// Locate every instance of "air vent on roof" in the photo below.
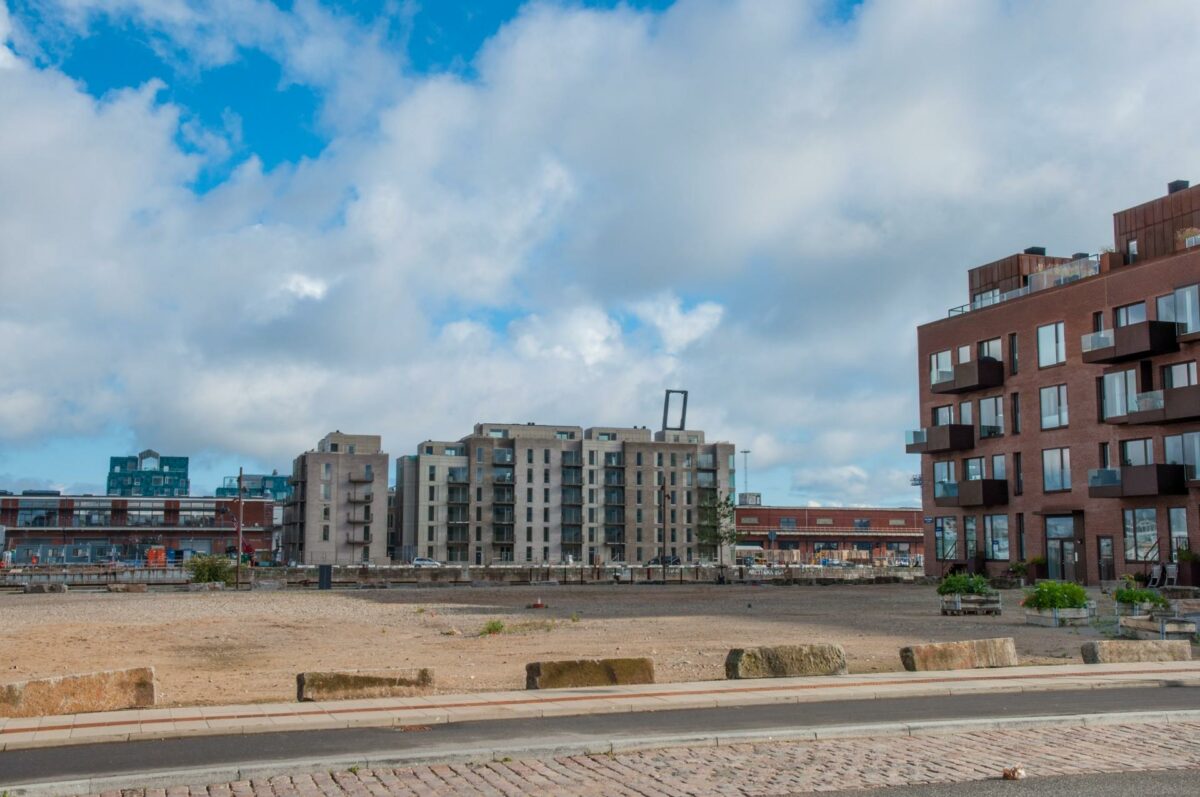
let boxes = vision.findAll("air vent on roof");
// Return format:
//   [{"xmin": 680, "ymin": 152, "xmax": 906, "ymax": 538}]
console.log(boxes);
[
  {"xmin": 1168, "ymin": 180, "xmax": 1190, "ymax": 194},
  {"xmin": 1023, "ymin": 246, "xmax": 1046, "ymax": 256}
]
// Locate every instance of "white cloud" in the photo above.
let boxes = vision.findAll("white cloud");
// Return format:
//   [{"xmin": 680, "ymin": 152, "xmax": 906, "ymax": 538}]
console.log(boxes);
[{"xmin": 4, "ymin": 0, "xmax": 1200, "ymax": 504}]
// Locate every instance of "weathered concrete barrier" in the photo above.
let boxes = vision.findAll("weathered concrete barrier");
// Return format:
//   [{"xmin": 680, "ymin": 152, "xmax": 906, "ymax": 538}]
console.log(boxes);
[
  {"xmin": 254, "ymin": 579, "xmax": 286, "ymax": 591},
  {"xmin": 525, "ymin": 658, "xmax": 654, "ymax": 689},
  {"xmin": 1081, "ymin": 640, "xmax": 1192, "ymax": 664},
  {"xmin": 23, "ymin": 583, "xmax": 68, "ymax": 594},
  {"xmin": 1119, "ymin": 616, "xmax": 1198, "ymax": 641},
  {"xmin": 899, "ymin": 638, "xmax": 1018, "ymax": 672},
  {"xmin": 187, "ymin": 582, "xmax": 225, "ymax": 591},
  {"xmin": 296, "ymin": 669, "xmax": 433, "ymax": 701},
  {"xmin": 725, "ymin": 644, "xmax": 847, "ymax": 679},
  {"xmin": 0, "ymin": 667, "xmax": 157, "ymax": 717},
  {"xmin": 107, "ymin": 583, "xmax": 148, "ymax": 593}
]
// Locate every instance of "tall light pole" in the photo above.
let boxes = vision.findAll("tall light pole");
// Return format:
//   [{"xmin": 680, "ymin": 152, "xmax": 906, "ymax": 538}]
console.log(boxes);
[
  {"xmin": 235, "ymin": 467, "xmax": 244, "ymax": 591},
  {"xmin": 740, "ymin": 449, "xmax": 751, "ymax": 498}
]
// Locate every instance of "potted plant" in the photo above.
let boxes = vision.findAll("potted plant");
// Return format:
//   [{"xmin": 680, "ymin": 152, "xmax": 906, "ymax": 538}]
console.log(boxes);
[
  {"xmin": 1026, "ymin": 555, "xmax": 1047, "ymax": 582},
  {"xmin": 937, "ymin": 573, "xmax": 1001, "ymax": 615},
  {"xmin": 1113, "ymin": 585, "xmax": 1168, "ymax": 616},
  {"xmin": 1022, "ymin": 580, "xmax": 1090, "ymax": 627},
  {"xmin": 1008, "ymin": 560, "xmax": 1028, "ymax": 587}
]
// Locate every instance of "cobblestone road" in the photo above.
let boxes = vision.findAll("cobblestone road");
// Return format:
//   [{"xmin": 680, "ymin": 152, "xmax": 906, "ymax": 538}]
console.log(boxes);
[{"xmin": 90, "ymin": 722, "xmax": 1200, "ymax": 797}]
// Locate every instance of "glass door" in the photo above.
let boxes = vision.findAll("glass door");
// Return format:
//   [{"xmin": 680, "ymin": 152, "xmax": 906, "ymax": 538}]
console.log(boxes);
[
  {"xmin": 1045, "ymin": 516, "xmax": 1076, "ymax": 581},
  {"xmin": 1097, "ymin": 537, "xmax": 1115, "ymax": 581}
]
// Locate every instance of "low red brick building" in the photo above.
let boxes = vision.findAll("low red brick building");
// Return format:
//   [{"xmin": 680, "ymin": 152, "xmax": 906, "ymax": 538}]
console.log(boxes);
[{"xmin": 734, "ymin": 502, "xmax": 923, "ymax": 565}]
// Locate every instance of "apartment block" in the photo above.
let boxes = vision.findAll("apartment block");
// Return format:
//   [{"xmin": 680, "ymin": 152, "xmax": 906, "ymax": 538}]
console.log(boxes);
[
  {"xmin": 909, "ymin": 180, "xmax": 1200, "ymax": 585},
  {"xmin": 107, "ymin": 448, "xmax": 190, "ymax": 497},
  {"xmin": 397, "ymin": 422, "xmax": 736, "ymax": 565},
  {"xmin": 283, "ymin": 432, "xmax": 389, "ymax": 564}
]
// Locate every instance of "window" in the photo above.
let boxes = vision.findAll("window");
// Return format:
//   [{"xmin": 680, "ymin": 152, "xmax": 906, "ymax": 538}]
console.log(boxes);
[
  {"xmin": 1120, "ymin": 438, "xmax": 1154, "ymax": 467},
  {"xmin": 934, "ymin": 517, "xmax": 958, "ymax": 560},
  {"xmin": 933, "ymin": 460, "xmax": 956, "ymax": 485},
  {"xmin": 979, "ymin": 396, "xmax": 1004, "ymax": 438},
  {"xmin": 1042, "ymin": 448, "xmax": 1071, "ymax": 492},
  {"xmin": 1011, "ymin": 393, "xmax": 1021, "ymax": 434},
  {"xmin": 957, "ymin": 344, "xmax": 971, "ymax": 364},
  {"xmin": 1163, "ymin": 361, "xmax": 1198, "ymax": 389},
  {"xmin": 321, "ymin": 525, "xmax": 329, "ymax": 542},
  {"xmin": 555, "ymin": 430, "xmax": 572, "ymax": 440},
  {"xmin": 930, "ymin": 350, "xmax": 952, "ymax": 385},
  {"xmin": 1012, "ymin": 452, "xmax": 1023, "ymax": 495},
  {"xmin": 1188, "ymin": 234, "xmax": 1200, "ymax": 249},
  {"xmin": 964, "ymin": 457, "xmax": 985, "ymax": 481},
  {"xmin": 991, "ymin": 454, "xmax": 1006, "ymax": 480},
  {"xmin": 1165, "ymin": 431, "xmax": 1200, "ymax": 479},
  {"xmin": 424, "ymin": 445, "xmax": 433, "ymax": 455},
  {"xmin": 959, "ymin": 401, "xmax": 973, "ymax": 427},
  {"xmin": 1170, "ymin": 508, "xmax": 1190, "ymax": 561},
  {"xmin": 543, "ymin": 449, "xmax": 550, "ymax": 464},
  {"xmin": 1101, "ymin": 369, "xmax": 1137, "ymax": 419},
  {"xmin": 1129, "ymin": 239, "xmax": 1139, "ymax": 261},
  {"xmin": 780, "ymin": 517, "xmax": 797, "ymax": 529},
  {"xmin": 1157, "ymin": 284, "xmax": 1200, "ymax": 334},
  {"xmin": 526, "ymin": 448, "xmax": 533, "ymax": 463},
  {"xmin": 933, "ymin": 405, "xmax": 954, "ymax": 426},
  {"xmin": 323, "ymin": 463, "xmax": 332, "ymax": 480},
  {"xmin": 984, "ymin": 515, "xmax": 1009, "ymax": 561},
  {"xmin": 1040, "ymin": 385, "xmax": 1069, "ymax": 429},
  {"xmin": 320, "ymin": 483, "xmax": 330, "ymax": 501},
  {"xmin": 1037, "ymin": 322, "xmax": 1066, "ymax": 367},
  {"xmin": 1008, "ymin": 332, "xmax": 1019, "ymax": 375},
  {"xmin": 1123, "ymin": 508, "xmax": 1158, "ymax": 562},
  {"xmin": 1115, "ymin": 302, "xmax": 1146, "ymax": 328},
  {"xmin": 963, "ymin": 516, "xmax": 977, "ymax": 559},
  {"xmin": 1100, "ymin": 442, "xmax": 1112, "ymax": 468},
  {"xmin": 977, "ymin": 338, "xmax": 1001, "ymax": 361}
]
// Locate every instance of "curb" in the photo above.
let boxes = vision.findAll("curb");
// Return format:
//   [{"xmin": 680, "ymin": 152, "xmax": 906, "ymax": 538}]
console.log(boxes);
[{"xmin": 6, "ymin": 709, "xmax": 1200, "ymax": 797}]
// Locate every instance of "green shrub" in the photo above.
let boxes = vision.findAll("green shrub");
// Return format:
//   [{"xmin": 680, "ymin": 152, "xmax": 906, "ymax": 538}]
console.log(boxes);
[
  {"xmin": 1008, "ymin": 561, "xmax": 1028, "ymax": 577},
  {"xmin": 184, "ymin": 554, "xmax": 234, "ymax": 585},
  {"xmin": 480, "ymin": 620, "xmax": 505, "ymax": 636},
  {"xmin": 1114, "ymin": 587, "xmax": 1168, "ymax": 608},
  {"xmin": 1022, "ymin": 580, "xmax": 1088, "ymax": 610},
  {"xmin": 936, "ymin": 574, "xmax": 993, "ymax": 596}
]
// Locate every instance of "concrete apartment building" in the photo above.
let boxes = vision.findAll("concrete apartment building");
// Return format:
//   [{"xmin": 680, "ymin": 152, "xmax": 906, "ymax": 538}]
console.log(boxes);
[
  {"xmin": 908, "ymin": 179, "xmax": 1200, "ymax": 585},
  {"xmin": 283, "ymin": 432, "xmax": 389, "ymax": 564},
  {"xmin": 396, "ymin": 422, "xmax": 736, "ymax": 565}
]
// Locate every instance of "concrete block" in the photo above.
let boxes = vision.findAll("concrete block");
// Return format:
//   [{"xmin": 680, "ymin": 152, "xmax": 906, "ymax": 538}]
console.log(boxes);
[
  {"xmin": 0, "ymin": 667, "xmax": 157, "ymax": 717},
  {"xmin": 1081, "ymin": 640, "xmax": 1192, "ymax": 664},
  {"xmin": 725, "ymin": 644, "xmax": 848, "ymax": 679},
  {"xmin": 187, "ymin": 582, "xmax": 225, "ymax": 591},
  {"xmin": 525, "ymin": 658, "xmax": 655, "ymax": 690},
  {"xmin": 1119, "ymin": 616, "xmax": 1198, "ymax": 641},
  {"xmin": 106, "ymin": 583, "xmax": 148, "ymax": 593},
  {"xmin": 253, "ymin": 579, "xmax": 286, "ymax": 591},
  {"xmin": 296, "ymin": 669, "xmax": 433, "ymax": 701},
  {"xmin": 23, "ymin": 583, "xmax": 68, "ymax": 594},
  {"xmin": 899, "ymin": 638, "xmax": 1018, "ymax": 672}
]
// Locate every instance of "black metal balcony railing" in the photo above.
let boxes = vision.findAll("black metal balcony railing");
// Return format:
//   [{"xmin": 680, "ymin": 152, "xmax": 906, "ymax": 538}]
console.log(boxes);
[
  {"xmin": 1080, "ymin": 320, "xmax": 1180, "ymax": 364},
  {"xmin": 932, "ymin": 479, "xmax": 1008, "ymax": 508},
  {"xmin": 1087, "ymin": 465, "xmax": 1188, "ymax": 498},
  {"xmin": 905, "ymin": 424, "xmax": 974, "ymax": 455},
  {"xmin": 930, "ymin": 358, "xmax": 1005, "ymax": 395}
]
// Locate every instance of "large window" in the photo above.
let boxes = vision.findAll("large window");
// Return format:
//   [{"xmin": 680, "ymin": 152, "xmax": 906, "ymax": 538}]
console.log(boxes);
[
  {"xmin": 991, "ymin": 454, "xmax": 1006, "ymax": 480},
  {"xmin": 1165, "ymin": 431, "xmax": 1200, "ymax": 479},
  {"xmin": 1042, "ymin": 448, "xmax": 1071, "ymax": 492},
  {"xmin": 933, "ymin": 405, "xmax": 954, "ymax": 426},
  {"xmin": 1037, "ymin": 322, "xmax": 1066, "ymax": 367},
  {"xmin": 1119, "ymin": 438, "xmax": 1154, "ymax": 467},
  {"xmin": 964, "ymin": 457, "xmax": 985, "ymax": 481},
  {"xmin": 1157, "ymin": 284, "xmax": 1200, "ymax": 334},
  {"xmin": 1101, "ymin": 369, "xmax": 1137, "ymax": 420},
  {"xmin": 1123, "ymin": 508, "xmax": 1159, "ymax": 562},
  {"xmin": 1170, "ymin": 508, "xmax": 1190, "ymax": 561},
  {"xmin": 1163, "ymin": 361, "xmax": 1198, "ymax": 389},
  {"xmin": 959, "ymin": 401, "xmax": 973, "ymax": 426},
  {"xmin": 1115, "ymin": 302, "xmax": 1146, "ymax": 328},
  {"xmin": 984, "ymin": 515, "xmax": 1010, "ymax": 561},
  {"xmin": 935, "ymin": 517, "xmax": 958, "ymax": 561},
  {"xmin": 979, "ymin": 396, "xmax": 1004, "ymax": 438},
  {"xmin": 1039, "ymin": 385, "xmax": 1069, "ymax": 429},
  {"xmin": 963, "ymin": 516, "xmax": 977, "ymax": 559},
  {"xmin": 978, "ymin": 338, "xmax": 1002, "ymax": 361},
  {"xmin": 930, "ymin": 350, "xmax": 952, "ymax": 385}
]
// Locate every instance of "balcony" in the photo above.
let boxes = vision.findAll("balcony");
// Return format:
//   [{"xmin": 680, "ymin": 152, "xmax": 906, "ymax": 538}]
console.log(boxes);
[
  {"xmin": 348, "ymin": 470, "xmax": 374, "ymax": 483},
  {"xmin": 492, "ymin": 526, "xmax": 515, "ymax": 544},
  {"xmin": 346, "ymin": 512, "xmax": 372, "ymax": 524},
  {"xmin": 562, "ymin": 488, "xmax": 583, "ymax": 505},
  {"xmin": 447, "ymin": 528, "xmax": 469, "ymax": 544},
  {"xmin": 604, "ymin": 528, "xmax": 625, "ymax": 545},
  {"xmin": 494, "ymin": 487, "xmax": 515, "ymax": 504},
  {"xmin": 604, "ymin": 453, "xmax": 624, "ymax": 467},
  {"xmin": 1127, "ymin": 385, "xmax": 1200, "ymax": 425},
  {"xmin": 561, "ymin": 527, "xmax": 583, "ymax": 544},
  {"xmin": 603, "ymin": 472, "xmax": 625, "ymax": 486},
  {"xmin": 603, "ymin": 509, "xmax": 626, "ymax": 524},
  {"xmin": 604, "ymin": 488, "xmax": 625, "ymax": 505},
  {"xmin": 697, "ymin": 454, "xmax": 716, "ymax": 470},
  {"xmin": 562, "ymin": 452, "xmax": 583, "ymax": 467},
  {"xmin": 493, "ymin": 508, "xmax": 515, "ymax": 524},
  {"xmin": 344, "ymin": 533, "xmax": 370, "ymax": 545},
  {"xmin": 932, "ymin": 479, "xmax": 1008, "ymax": 508},
  {"xmin": 931, "ymin": 358, "xmax": 1005, "ymax": 395},
  {"xmin": 1081, "ymin": 321, "xmax": 1179, "ymax": 364},
  {"xmin": 562, "ymin": 470, "xmax": 583, "ymax": 485},
  {"xmin": 1087, "ymin": 465, "xmax": 1188, "ymax": 498},
  {"xmin": 493, "ymin": 468, "xmax": 515, "ymax": 484},
  {"xmin": 905, "ymin": 425, "xmax": 974, "ymax": 454},
  {"xmin": 493, "ymin": 448, "xmax": 514, "ymax": 464},
  {"xmin": 346, "ymin": 492, "xmax": 372, "ymax": 504},
  {"xmin": 447, "ymin": 486, "xmax": 470, "ymax": 504},
  {"xmin": 447, "ymin": 468, "xmax": 470, "ymax": 484}
]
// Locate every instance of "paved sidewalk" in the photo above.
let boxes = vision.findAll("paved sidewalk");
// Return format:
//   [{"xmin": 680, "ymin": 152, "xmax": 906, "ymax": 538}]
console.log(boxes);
[
  {"xmin": 2, "ymin": 662, "xmax": 1199, "ymax": 751},
  {"xmin": 73, "ymin": 720, "xmax": 1200, "ymax": 796}
]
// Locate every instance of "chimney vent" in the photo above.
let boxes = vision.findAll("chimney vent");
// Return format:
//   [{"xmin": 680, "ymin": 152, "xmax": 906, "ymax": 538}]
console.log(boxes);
[
  {"xmin": 1023, "ymin": 246, "xmax": 1046, "ymax": 256},
  {"xmin": 1168, "ymin": 179, "xmax": 1190, "ymax": 194}
]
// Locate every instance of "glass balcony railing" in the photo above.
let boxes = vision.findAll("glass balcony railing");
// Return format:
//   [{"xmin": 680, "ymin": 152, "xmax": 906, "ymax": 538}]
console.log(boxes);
[
  {"xmin": 948, "ymin": 256, "xmax": 1101, "ymax": 317},
  {"xmin": 1081, "ymin": 329, "xmax": 1115, "ymax": 353},
  {"xmin": 562, "ymin": 452, "xmax": 582, "ymax": 466},
  {"xmin": 604, "ymin": 453, "xmax": 624, "ymax": 467},
  {"xmin": 930, "ymin": 369, "xmax": 954, "ymax": 385},
  {"xmin": 697, "ymin": 454, "xmax": 716, "ymax": 469},
  {"xmin": 492, "ymin": 449, "xmax": 514, "ymax": 464},
  {"xmin": 979, "ymin": 424, "xmax": 1003, "ymax": 439},
  {"xmin": 493, "ymin": 467, "xmax": 515, "ymax": 484},
  {"xmin": 1088, "ymin": 468, "xmax": 1122, "ymax": 488},
  {"xmin": 448, "ymin": 467, "xmax": 469, "ymax": 483},
  {"xmin": 933, "ymin": 481, "xmax": 959, "ymax": 499},
  {"xmin": 906, "ymin": 429, "xmax": 929, "ymax": 446},
  {"xmin": 1133, "ymin": 390, "xmax": 1165, "ymax": 412}
]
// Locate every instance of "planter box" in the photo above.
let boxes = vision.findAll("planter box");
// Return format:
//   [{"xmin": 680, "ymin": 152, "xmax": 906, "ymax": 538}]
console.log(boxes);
[
  {"xmin": 1116, "ymin": 601, "xmax": 1157, "ymax": 617},
  {"xmin": 941, "ymin": 593, "xmax": 1002, "ymax": 616},
  {"xmin": 1024, "ymin": 607, "xmax": 1090, "ymax": 627},
  {"xmin": 1119, "ymin": 615, "xmax": 1198, "ymax": 641}
]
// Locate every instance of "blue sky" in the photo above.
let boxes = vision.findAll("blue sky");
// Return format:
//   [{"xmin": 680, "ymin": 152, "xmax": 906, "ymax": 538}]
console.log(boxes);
[{"xmin": 1, "ymin": 0, "xmax": 1196, "ymax": 503}]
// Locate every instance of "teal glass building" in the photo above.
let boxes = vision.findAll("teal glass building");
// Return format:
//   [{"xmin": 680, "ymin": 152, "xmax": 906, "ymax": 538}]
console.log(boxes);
[{"xmin": 106, "ymin": 449, "xmax": 190, "ymax": 497}]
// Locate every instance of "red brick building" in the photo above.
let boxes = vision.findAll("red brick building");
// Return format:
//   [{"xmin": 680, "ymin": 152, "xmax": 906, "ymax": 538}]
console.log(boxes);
[
  {"xmin": 910, "ymin": 180, "xmax": 1200, "ymax": 584},
  {"xmin": 0, "ymin": 492, "xmax": 276, "ymax": 564},
  {"xmin": 734, "ymin": 502, "xmax": 923, "ymax": 565}
]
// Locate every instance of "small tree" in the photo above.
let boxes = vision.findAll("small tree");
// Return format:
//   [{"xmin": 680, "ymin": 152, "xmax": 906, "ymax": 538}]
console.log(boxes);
[
  {"xmin": 184, "ymin": 554, "xmax": 235, "ymax": 586},
  {"xmin": 697, "ymin": 492, "xmax": 737, "ymax": 566}
]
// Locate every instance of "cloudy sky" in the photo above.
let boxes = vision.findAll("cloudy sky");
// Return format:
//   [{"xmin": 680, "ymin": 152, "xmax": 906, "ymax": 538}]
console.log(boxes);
[{"xmin": 1, "ymin": 0, "xmax": 1198, "ymax": 503}]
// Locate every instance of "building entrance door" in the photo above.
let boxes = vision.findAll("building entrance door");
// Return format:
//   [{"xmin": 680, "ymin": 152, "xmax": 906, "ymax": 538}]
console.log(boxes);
[
  {"xmin": 1045, "ymin": 516, "xmax": 1076, "ymax": 581},
  {"xmin": 1097, "ymin": 536, "xmax": 1115, "ymax": 582}
]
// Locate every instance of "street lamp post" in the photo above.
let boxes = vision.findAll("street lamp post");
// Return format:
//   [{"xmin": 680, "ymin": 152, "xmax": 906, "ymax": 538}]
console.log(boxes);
[
  {"xmin": 235, "ymin": 467, "xmax": 244, "ymax": 591},
  {"xmin": 660, "ymin": 470, "xmax": 668, "ymax": 583}
]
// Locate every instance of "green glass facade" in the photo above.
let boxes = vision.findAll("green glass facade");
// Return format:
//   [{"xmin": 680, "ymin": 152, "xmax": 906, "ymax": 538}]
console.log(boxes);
[
  {"xmin": 215, "ymin": 474, "xmax": 293, "ymax": 502},
  {"xmin": 106, "ymin": 449, "xmax": 190, "ymax": 497}
]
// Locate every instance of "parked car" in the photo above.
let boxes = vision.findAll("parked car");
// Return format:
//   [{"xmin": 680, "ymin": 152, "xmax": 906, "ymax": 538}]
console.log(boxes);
[
  {"xmin": 646, "ymin": 555, "xmax": 682, "ymax": 566},
  {"xmin": 411, "ymin": 557, "xmax": 442, "ymax": 568}
]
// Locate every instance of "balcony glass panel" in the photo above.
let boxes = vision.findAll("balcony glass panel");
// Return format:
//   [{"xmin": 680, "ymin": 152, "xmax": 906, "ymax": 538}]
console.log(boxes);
[
  {"xmin": 604, "ymin": 453, "xmax": 624, "ymax": 467},
  {"xmin": 697, "ymin": 472, "xmax": 716, "ymax": 488},
  {"xmin": 562, "ymin": 470, "xmax": 583, "ymax": 485},
  {"xmin": 979, "ymin": 425, "xmax": 1003, "ymax": 439},
  {"xmin": 906, "ymin": 429, "xmax": 929, "ymax": 446},
  {"xmin": 604, "ymin": 471, "xmax": 625, "ymax": 486},
  {"xmin": 493, "ymin": 449, "xmax": 514, "ymax": 464},
  {"xmin": 492, "ymin": 467, "xmax": 515, "ymax": 484},
  {"xmin": 562, "ymin": 487, "xmax": 583, "ymax": 504},
  {"xmin": 697, "ymin": 453, "xmax": 716, "ymax": 469},
  {"xmin": 562, "ymin": 452, "xmax": 582, "ymax": 466},
  {"xmin": 1088, "ymin": 468, "xmax": 1121, "ymax": 488},
  {"xmin": 1081, "ymin": 329, "xmax": 1115, "ymax": 352},
  {"xmin": 934, "ymin": 481, "xmax": 959, "ymax": 499},
  {"xmin": 1133, "ymin": 390, "xmax": 1165, "ymax": 412},
  {"xmin": 561, "ymin": 527, "xmax": 583, "ymax": 544},
  {"xmin": 447, "ymin": 467, "xmax": 469, "ymax": 483}
]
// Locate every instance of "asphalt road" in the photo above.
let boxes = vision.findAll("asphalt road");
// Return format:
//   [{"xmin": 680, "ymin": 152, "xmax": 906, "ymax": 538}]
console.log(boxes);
[
  {"xmin": 2, "ymin": 685, "xmax": 1199, "ymax": 786},
  {"xmin": 836, "ymin": 769, "xmax": 1200, "ymax": 796}
]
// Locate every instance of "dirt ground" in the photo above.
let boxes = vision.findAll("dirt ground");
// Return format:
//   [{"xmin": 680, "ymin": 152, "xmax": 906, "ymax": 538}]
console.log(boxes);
[{"xmin": 0, "ymin": 584, "xmax": 1116, "ymax": 707}]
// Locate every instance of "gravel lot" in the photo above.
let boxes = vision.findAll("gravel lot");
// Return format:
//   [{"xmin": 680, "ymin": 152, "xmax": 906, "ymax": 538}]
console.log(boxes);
[{"xmin": 0, "ymin": 583, "xmax": 1111, "ymax": 706}]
